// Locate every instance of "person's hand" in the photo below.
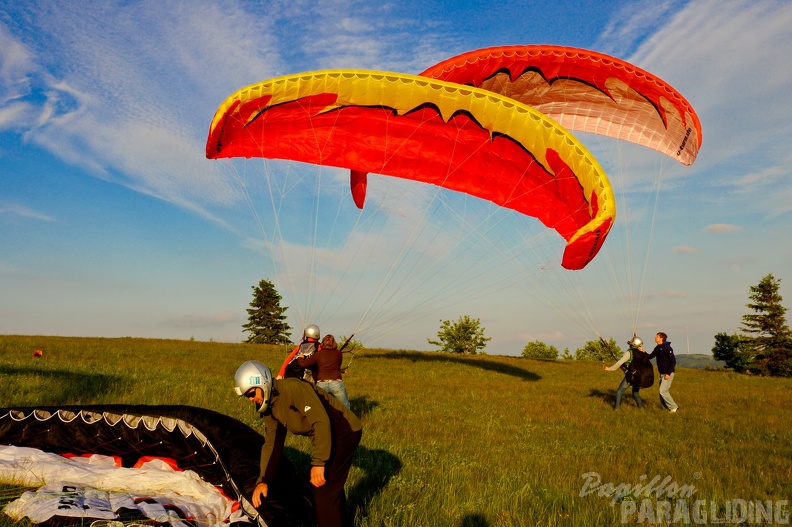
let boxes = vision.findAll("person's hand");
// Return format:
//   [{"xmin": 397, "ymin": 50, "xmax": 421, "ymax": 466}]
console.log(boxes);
[
  {"xmin": 252, "ymin": 482, "xmax": 268, "ymax": 508},
  {"xmin": 664, "ymin": 374, "xmax": 670, "ymax": 380},
  {"xmin": 310, "ymin": 466, "xmax": 326, "ymax": 487},
  {"xmin": 275, "ymin": 375, "xmax": 283, "ymax": 380},
  {"xmin": 603, "ymin": 365, "xmax": 609, "ymax": 371}
]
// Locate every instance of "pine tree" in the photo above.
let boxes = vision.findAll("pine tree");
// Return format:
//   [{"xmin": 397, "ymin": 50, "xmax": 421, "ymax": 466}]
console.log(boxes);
[
  {"xmin": 242, "ymin": 279, "xmax": 292, "ymax": 345},
  {"xmin": 741, "ymin": 274, "xmax": 792, "ymax": 376}
]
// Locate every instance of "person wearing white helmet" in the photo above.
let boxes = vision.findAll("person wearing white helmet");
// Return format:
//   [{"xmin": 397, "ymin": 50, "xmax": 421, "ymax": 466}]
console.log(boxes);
[
  {"xmin": 604, "ymin": 336, "xmax": 652, "ymax": 410},
  {"xmin": 234, "ymin": 360, "xmax": 362, "ymax": 527},
  {"xmin": 276, "ymin": 324, "xmax": 321, "ymax": 382},
  {"xmin": 235, "ymin": 359, "xmax": 275, "ymax": 413}
]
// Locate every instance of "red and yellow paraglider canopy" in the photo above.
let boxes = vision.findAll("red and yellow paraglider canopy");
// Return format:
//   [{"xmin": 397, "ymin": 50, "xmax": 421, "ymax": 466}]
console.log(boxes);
[
  {"xmin": 206, "ymin": 70, "xmax": 615, "ymax": 270},
  {"xmin": 420, "ymin": 44, "xmax": 702, "ymax": 166}
]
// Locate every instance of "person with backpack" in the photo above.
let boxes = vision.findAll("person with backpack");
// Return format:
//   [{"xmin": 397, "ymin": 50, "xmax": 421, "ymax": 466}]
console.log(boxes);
[
  {"xmin": 604, "ymin": 336, "xmax": 653, "ymax": 409},
  {"xmin": 277, "ymin": 324, "xmax": 321, "ymax": 382},
  {"xmin": 235, "ymin": 360, "xmax": 362, "ymax": 527}
]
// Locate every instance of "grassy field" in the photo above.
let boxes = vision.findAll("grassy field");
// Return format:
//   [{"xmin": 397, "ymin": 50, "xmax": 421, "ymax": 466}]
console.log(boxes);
[{"xmin": 1, "ymin": 335, "xmax": 790, "ymax": 526}]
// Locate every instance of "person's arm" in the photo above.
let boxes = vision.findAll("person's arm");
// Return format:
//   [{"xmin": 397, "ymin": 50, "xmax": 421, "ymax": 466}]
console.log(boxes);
[
  {"xmin": 298, "ymin": 351, "xmax": 319, "ymax": 367},
  {"xmin": 667, "ymin": 344, "xmax": 676, "ymax": 373},
  {"xmin": 605, "ymin": 351, "xmax": 631, "ymax": 371},
  {"xmin": 258, "ymin": 415, "xmax": 287, "ymax": 484},
  {"xmin": 252, "ymin": 414, "xmax": 287, "ymax": 507}
]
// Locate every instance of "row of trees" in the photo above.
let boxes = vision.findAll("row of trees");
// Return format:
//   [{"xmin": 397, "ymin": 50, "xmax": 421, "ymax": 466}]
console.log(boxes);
[
  {"xmin": 520, "ymin": 337, "xmax": 627, "ymax": 361},
  {"xmin": 427, "ymin": 316, "xmax": 622, "ymax": 362},
  {"xmin": 242, "ymin": 274, "xmax": 792, "ymax": 377},
  {"xmin": 241, "ymin": 280, "xmax": 632, "ymax": 361},
  {"xmin": 428, "ymin": 275, "xmax": 792, "ymax": 378}
]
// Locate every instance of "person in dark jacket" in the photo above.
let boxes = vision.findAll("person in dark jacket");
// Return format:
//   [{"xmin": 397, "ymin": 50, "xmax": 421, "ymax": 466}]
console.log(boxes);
[
  {"xmin": 235, "ymin": 360, "xmax": 362, "ymax": 527},
  {"xmin": 298, "ymin": 334, "xmax": 350, "ymax": 408},
  {"xmin": 645, "ymin": 331, "xmax": 679, "ymax": 413},
  {"xmin": 604, "ymin": 336, "xmax": 650, "ymax": 409}
]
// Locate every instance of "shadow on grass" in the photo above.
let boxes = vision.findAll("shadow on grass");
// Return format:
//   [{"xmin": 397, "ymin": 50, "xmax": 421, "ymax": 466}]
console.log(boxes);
[
  {"xmin": 589, "ymin": 388, "xmax": 614, "ymax": 407},
  {"xmin": 590, "ymin": 388, "xmax": 647, "ymax": 410},
  {"xmin": 0, "ymin": 365, "xmax": 125, "ymax": 404},
  {"xmin": 284, "ymin": 443, "xmax": 402, "ymax": 526},
  {"xmin": 349, "ymin": 395, "xmax": 379, "ymax": 418},
  {"xmin": 348, "ymin": 445, "xmax": 402, "ymax": 523},
  {"xmin": 459, "ymin": 513, "xmax": 490, "ymax": 527},
  {"xmin": 368, "ymin": 351, "xmax": 541, "ymax": 381}
]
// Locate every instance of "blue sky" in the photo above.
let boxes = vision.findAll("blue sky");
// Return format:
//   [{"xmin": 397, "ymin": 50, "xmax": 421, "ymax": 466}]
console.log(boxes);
[{"xmin": 2, "ymin": 0, "xmax": 791, "ymax": 355}]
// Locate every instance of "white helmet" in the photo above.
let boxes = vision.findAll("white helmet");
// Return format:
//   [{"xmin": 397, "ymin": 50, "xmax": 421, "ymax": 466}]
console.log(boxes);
[
  {"xmin": 628, "ymin": 336, "xmax": 643, "ymax": 348},
  {"xmin": 234, "ymin": 360, "xmax": 273, "ymax": 414},
  {"xmin": 304, "ymin": 324, "xmax": 320, "ymax": 340}
]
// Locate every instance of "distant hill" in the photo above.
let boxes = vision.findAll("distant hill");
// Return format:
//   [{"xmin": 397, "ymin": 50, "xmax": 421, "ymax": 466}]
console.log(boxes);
[{"xmin": 675, "ymin": 353, "xmax": 726, "ymax": 369}]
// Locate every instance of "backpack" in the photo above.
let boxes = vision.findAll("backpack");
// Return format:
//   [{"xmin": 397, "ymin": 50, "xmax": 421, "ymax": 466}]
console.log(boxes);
[
  {"xmin": 625, "ymin": 349, "xmax": 655, "ymax": 388},
  {"xmin": 284, "ymin": 340, "xmax": 318, "ymax": 383}
]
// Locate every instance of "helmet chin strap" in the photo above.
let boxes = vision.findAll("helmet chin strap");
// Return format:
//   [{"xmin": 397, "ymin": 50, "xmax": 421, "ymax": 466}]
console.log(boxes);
[{"xmin": 257, "ymin": 386, "xmax": 277, "ymax": 414}]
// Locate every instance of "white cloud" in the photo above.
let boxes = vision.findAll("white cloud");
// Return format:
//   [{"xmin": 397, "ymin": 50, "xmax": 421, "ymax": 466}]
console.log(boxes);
[
  {"xmin": 627, "ymin": 0, "xmax": 792, "ymax": 213},
  {"xmin": 594, "ymin": 0, "xmax": 682, "ymax": 56},
  {"xmin": 1, "ymin": 2, "xmax": 284, "ymax": 218},
  {"xmin": 0, "ymin": 23, "xmax": 35, "ymax": 102},
  {"xmin": 272, "ymin": 0, "xmax": 449, "ymax": 74},
  {"xmin": 647, "ymin": 289, "xmax": 688, "ymax": 299},
  {"xmin": 0, "ymin": 25, "xmax": 39, "ymax": 131},
  {"xmin": 723, "ymin": 152, "xmax": 792, "ymax": 217},
  {"xmin": 0, "ymin": 1, "xmax": 460, "ymax": 233},
  {"xmin": 673, "ymin": 245, "xmax": 697, "ymax": 254},
  {"xmin": 0, "ymin": 203, "xmax": 54, "ymax": 221},
  {"xmin": 704, "ymin": 224, "xmax": 742, "ymax": 233}
]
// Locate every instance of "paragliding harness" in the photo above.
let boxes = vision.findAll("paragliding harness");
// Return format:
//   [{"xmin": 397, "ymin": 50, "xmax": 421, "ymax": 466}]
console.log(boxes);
[
  {"xmin": 600, "ymin": 336, "xmax": 654, "ymax": 389},
  {"xmin": 284, "ymin": 339, "xmax": 319, "ymax": 383},
  {"xmin": 623, "ymin": 346, "xmax": 654, "ymax": 389}
]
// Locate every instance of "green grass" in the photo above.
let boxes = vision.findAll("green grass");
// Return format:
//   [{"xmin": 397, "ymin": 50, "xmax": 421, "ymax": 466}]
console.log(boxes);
[{"xmin": 1, "ymin": 335, "xmax": 790, "ymax": 526}]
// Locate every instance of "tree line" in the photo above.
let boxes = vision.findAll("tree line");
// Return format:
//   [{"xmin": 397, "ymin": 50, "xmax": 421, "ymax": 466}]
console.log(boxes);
[{"xmin": 242, "ymin": 274, "xmax": 792, "ymax": 377}]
